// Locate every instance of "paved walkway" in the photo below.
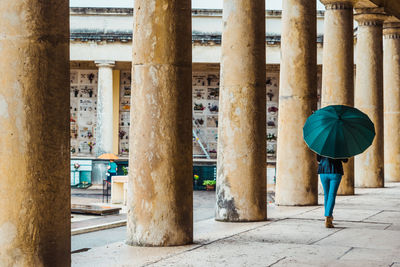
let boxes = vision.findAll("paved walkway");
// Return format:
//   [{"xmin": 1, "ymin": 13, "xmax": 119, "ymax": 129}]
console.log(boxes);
[
  {"xmin": 71, "ymin": 191, "xmax": 217, "ymax": 251},
  {"xmin": 71, "ymin": 190, "xmax": 217, "ymax": 232},
  {"xmin": 72, "ymin": 183, "xmax": 400, "ymax": 267},
  {"xmin": 71, "ymin": 188, "xmax": 105, "ymax": 205}
]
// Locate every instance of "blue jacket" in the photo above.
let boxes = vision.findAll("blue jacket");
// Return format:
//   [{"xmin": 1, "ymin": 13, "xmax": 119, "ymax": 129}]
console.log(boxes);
[{"xmin": 317, "ymin": 155, "xmax": 348, "ymax": 175}]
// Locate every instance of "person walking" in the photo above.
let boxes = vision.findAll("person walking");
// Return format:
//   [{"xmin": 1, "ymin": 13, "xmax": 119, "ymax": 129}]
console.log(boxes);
[
  {"xmin": 317, "ymin": 154, "xmax": 348, "ymax": 228},
  {"xmin": 107, "ymin": 159, "xmax": 118, "ymax": 182},
  {"xmin": 304, "ymin": 106, "xmax": 375, "ymax": 227}
]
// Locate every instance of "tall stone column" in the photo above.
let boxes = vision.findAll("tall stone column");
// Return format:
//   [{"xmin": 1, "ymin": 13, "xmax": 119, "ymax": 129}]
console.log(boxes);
[
  {"xmin": 320, "ymin": 1, "xmax": 354, "ymax": 195},
  {"xmin": 276, "ymin": 0, "xmax": 318, "ymax": 206},
  {"xmin": 383, "ymin": 21, "xmax": 400, "ymax": 182},
  {"xmin": 216, "ymin": 0, "xmax": 266, "ymax": 222},
  {"xmin": 95, "ymin": 61, "xmax": 115, "ymax": 156},
  {"xmin": 127, "ymin": 0, "xmax": 193, "ymax": 246},
  {"xmin": 354, "ymin": 9, "xmax": 386, "ymax": 188},
  {"xmin": 0, "ymin": 1, "xmax": 70, "ymax": 266}
]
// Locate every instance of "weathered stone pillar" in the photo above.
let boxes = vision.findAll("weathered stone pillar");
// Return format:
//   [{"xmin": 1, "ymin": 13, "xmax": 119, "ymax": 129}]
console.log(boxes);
[
  {"xmin": 320, "ymin": 0, "xmax": 354, "ymax": 195},
  {"xmin": 0, "ymin": 1, "xmax": 70, "ymax": 266},
  {"xmin": 276, "ymin": 0, "xmax": 318, "ymax": 205},
  {"xmin": 127, "ymin": 0, "xmax": 193, "ymax": 246},
  {"xmin": 354, "ymin": 9, "xmax": 386, "ymax": 188},
  {"xmin": 95, "ymin": 61, "xmax": 115, "ymax": 156},
  {"xmin": 383, "ymin": 21, "xmax": 400, "ymax": 182},
  {"xmin": 216, "ymin": 0, "xmax": 266, "ymax": 222}
]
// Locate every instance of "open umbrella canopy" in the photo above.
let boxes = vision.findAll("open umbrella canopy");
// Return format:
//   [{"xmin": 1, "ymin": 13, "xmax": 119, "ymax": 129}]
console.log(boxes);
[
  {"xmin": 303, "ymin": 105, "xmax": 375, "ymax": 159},
  {"xmin": 97, "ymin": 153, "xmax": 119, "ymax": 160}
]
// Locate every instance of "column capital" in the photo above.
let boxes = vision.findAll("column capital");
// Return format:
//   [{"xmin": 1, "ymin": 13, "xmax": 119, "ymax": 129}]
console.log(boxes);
[
  {"xmin": 354, "ymin": 8, "xmax": 387, "ymax": 26},
  {"xmin": 320, "ymin": 0, "xmax": 353, "ymax": 10},
  {"xmin": 95, "ymin": 60, "xmax": 115, "ymax": 68},
  {"xmin": 383, "ymin": 21, "xmax": 400, "ymax": 39}
]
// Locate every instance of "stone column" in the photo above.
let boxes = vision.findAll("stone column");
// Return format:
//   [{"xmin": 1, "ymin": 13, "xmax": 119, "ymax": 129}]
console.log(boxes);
[
  {"xmin": 0, "ymin": 1, "xmax": 70, "ymax": 266},
  {"xmin": 383, "ymin": 21, "xmax": 400, "ymax": 182},
  {"xmin": 216, "ymin": 0, "xmax": 266, "ymax": 222},
  {"xmin": 354, "ymin": 9, "xmax": 386, "ymax": 188},
  {"xmin": 276, "ymin": 0, "xmax": 318, "ymax": 206},
  {"xmin": 95, "ymin": 61, "xmax": 115, "ymax": 156},
  {"xmin": 320, "ymin": 0, "xmax": 354, "ymax": 195},
  {"xmin": 127, "ymin": 0, "xmax": 193, "ymax": 246}
]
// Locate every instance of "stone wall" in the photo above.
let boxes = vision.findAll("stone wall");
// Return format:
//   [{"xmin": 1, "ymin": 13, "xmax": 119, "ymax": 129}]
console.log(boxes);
[
  {"xmin": 70, "ymin": 70, "xmax": 99, "ymax": 156},
  {"xmin": 70, "ymin": 67, "xmax": 322, "ymax": 159}
]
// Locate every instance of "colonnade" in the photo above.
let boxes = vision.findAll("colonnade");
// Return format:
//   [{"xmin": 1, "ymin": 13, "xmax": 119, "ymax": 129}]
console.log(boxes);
[
  {"xmin": 277, "ymin": 1, "xmax": 400, "ymax": 206},
  {"xmin": 1, "ymin": 0, "xmax": 400, "ymax": 264}
]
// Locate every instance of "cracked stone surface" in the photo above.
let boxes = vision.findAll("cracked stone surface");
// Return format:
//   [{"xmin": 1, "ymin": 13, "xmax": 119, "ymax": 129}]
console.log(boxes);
[
  {"xmin": 216, "ymin": 0, "xmax": 267, "ymax": 222},
  {"xmin": 354, "ymin": 10, "xmax": 386, "ymax": 188},
  {"xmin": 127, "ymin": 0, "xmax": 193, "ymax": 246},
  {"xmin": 72, "ymin": 183, "xmax": 400, "ymax": 266},
  {"xmin": 275, "ymin": 0, "xmax": 318, "ymax": 206},
  {"xmin": 0, "ymin": 1, "xmax": 70, "ymax": 266}
]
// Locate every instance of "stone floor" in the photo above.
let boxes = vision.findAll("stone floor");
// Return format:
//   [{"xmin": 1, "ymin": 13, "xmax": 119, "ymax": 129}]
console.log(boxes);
[
  {"xmin": 72, "ymin": 183, "xmax": 400, "ymax": 267},
  {"xmin": 71, "ymin": 188, "xmax": 105, "ymax": 205},
  {"xmin": 71, "ymin": 190, "xmax": 216, "ymax": 251}
]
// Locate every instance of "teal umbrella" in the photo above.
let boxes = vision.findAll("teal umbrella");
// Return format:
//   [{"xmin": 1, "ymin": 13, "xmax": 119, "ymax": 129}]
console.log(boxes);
[{"xmin": 303, "ymin": 105, "xmax": 375, "ymax": 159}]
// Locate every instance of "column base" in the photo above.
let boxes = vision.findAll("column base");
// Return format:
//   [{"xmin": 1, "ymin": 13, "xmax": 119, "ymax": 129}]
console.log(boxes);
[
  {"xmin": 337, "ymin": 192, "xmax": 355, "ymax": 196},
  {"xmin": 275, "ymin": 204, "xmax": 318, "ymax": 207},
  {"xmin": 355, "ymin": 185, "xmax": 385, "ymax": 188},
  {"xmin": 126, "ymin": 240, "xmax": 193, "ymax": 247},
  {"xmin": 214, "ymin": 217, "xmax": 267, "ymax": 223}
]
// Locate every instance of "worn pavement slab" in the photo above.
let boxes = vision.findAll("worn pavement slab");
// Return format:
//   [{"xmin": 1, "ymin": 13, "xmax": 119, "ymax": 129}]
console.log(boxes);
[{"xmin": 72, "ymin": 183, "xmax": 400, "ymax": 266}]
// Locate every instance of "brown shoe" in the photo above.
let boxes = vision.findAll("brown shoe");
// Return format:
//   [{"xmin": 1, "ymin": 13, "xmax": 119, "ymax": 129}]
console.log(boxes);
[{"xmin": 325, "ymin": 216, "xmax": 334, "ymax": 228}]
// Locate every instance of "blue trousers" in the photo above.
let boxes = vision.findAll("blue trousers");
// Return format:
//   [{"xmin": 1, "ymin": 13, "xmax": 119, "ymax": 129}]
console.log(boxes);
[
  {"xmin": 107, "ymin": 172, "xmax": 116, "ymax": 182},
  {"xmin": 320, "ymin": 174, "xmax": 342, "ymax": 217}
]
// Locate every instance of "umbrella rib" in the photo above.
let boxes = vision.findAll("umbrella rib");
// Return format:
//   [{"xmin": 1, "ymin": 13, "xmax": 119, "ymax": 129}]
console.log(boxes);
[
  {"xmin": 304, "ymin": 120, "xmax": 335, "ymax": 140},
  {"xmin": 344, "ymin": 122, "xmax": 374, "ymax": 145},
  {"xmin": 316, "ymin": 109, "xmax": 338, "ymax": 117},
  {"xmin": 308, "ymin": 123, "xmax": 336, "ymax": 154},
  {"xmin": 335, "ymin": 122, "xmax": 349, "ymax": 158},
  {"xmin": 344, "ymin": 118, "xmax": 375, "ymax": 134},
  {"xmin": 342, "ymin": 122, "xmax": 373, "ymax": 154},
  {"xmin": 306, "ymin": 122, "xmax": 333, "ymax": 141},
  {"xmin": 342, "ymin": 124, "xmax": 363, "ymax": 156},
  {"xmin": 306, "ymin": 117, "xmax": 335, "ymax": 124},
  {"xmin": 319, "ymin": 123, "xmax": 338, "ymax": 157}
]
